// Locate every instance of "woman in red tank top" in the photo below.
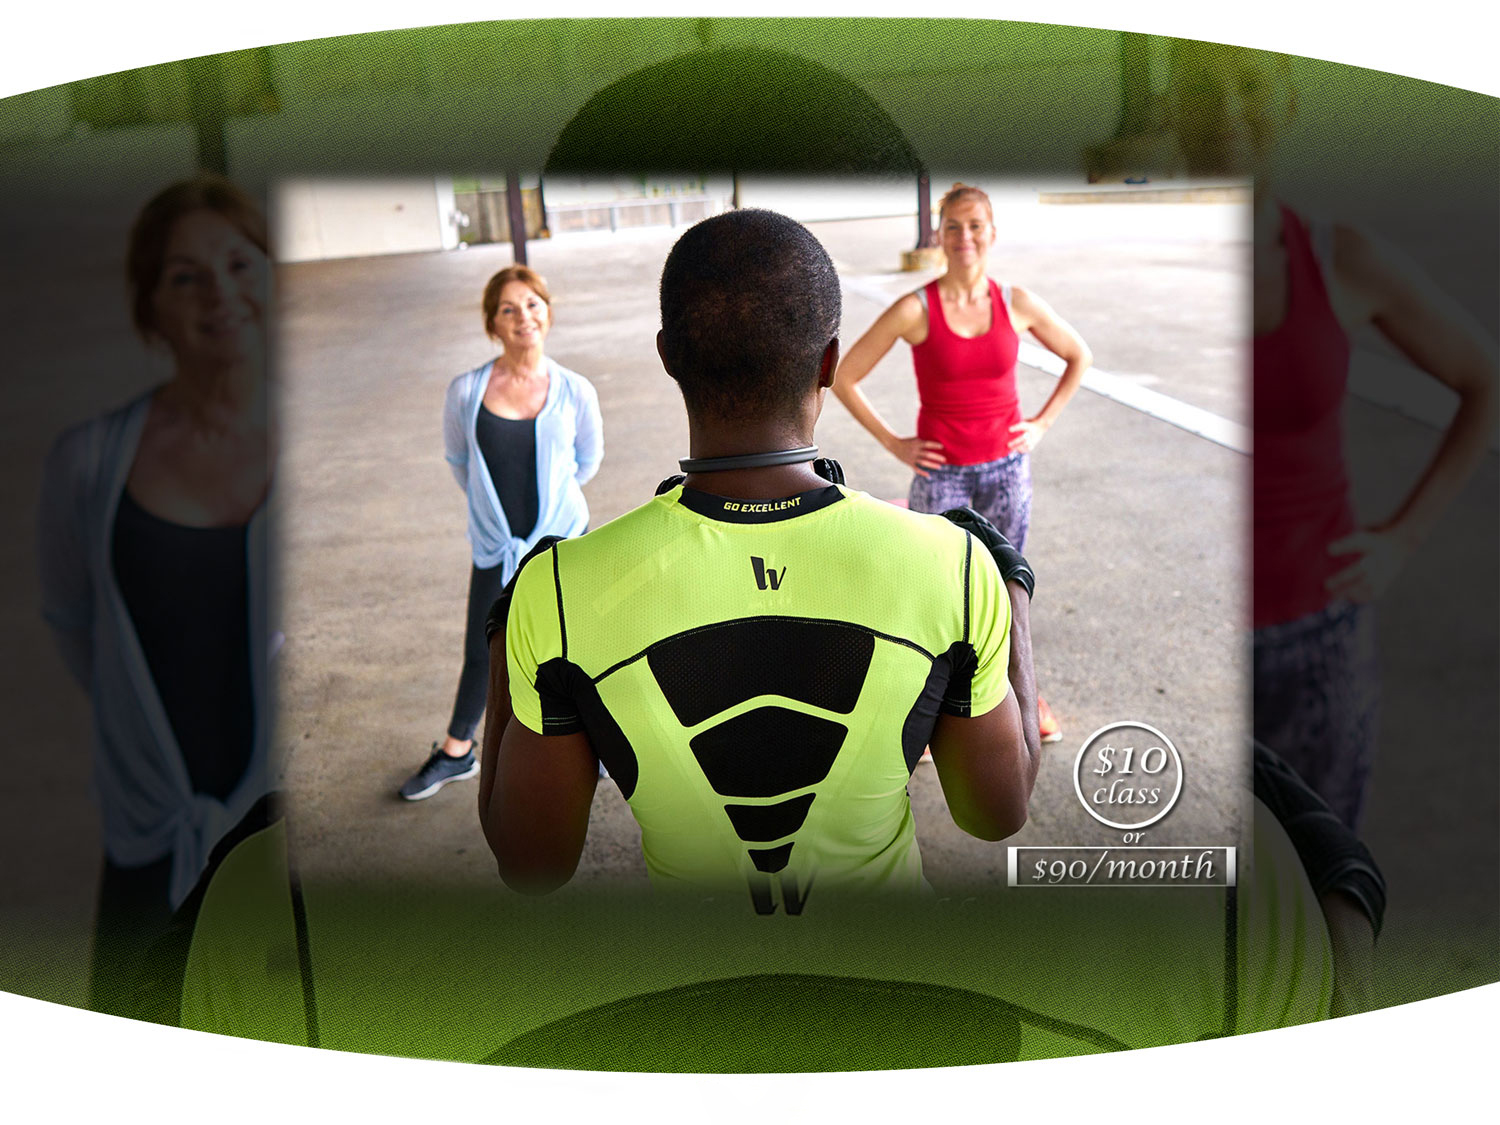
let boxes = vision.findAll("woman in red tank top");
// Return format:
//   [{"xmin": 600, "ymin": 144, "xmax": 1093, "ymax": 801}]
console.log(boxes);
[
  {"xmin": 832, "ymin": 183, "xmax": 1094, "ymax": 744},
  {"xmin": 1171, "ymin": 40, "xmax": 1497, "ymax": 828}
]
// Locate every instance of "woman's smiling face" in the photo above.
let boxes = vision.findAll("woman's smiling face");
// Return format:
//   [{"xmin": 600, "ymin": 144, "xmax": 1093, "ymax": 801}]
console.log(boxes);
[
  {"xmin": 489, "ymin": 280, "xmax": 552, "ymax": 352},
  {"xmin": 940, "ymin": 197, "xmax": 996, "ymax": 268},
  {"xmin": 147, "ymin": 209, "xmax": 269, "ymax": 366}
]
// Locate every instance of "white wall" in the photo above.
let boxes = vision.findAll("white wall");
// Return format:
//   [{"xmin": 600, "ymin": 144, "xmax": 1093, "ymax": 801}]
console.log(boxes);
[
  {"xmin": 537, "ymin": 176, "xmax": 915, "ymax": 225},
  {"xmin": 272, "ymin": 177, "xmax": 455, "ymax": 263},
  {"xmin": 734, "ymin": 177, "xmax": 919, "ymax": 222}
]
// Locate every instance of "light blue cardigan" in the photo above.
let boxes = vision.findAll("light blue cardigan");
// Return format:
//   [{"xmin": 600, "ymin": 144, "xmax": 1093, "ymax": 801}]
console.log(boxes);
[
  {"xmin": 37, "ymin": 391, "xmax": 275, "ymax": 910},
  {"xmin": 444, "ymin": 357, "xmax": 603, "ymax": 575}
]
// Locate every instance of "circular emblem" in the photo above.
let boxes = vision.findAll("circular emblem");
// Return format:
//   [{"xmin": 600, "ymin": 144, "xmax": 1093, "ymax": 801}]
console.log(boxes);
[{"xmin": 1071, "ymin": 721, "xmax": 1184, "ymax": 830}]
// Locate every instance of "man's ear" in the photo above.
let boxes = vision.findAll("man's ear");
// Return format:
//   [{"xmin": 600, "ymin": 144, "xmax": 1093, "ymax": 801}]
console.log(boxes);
[
  {"xmin": 655, "ymin": 329, "xmax": 675, "ymax": 379},
  {"xmin": 817, "ymin": 338, "xmax": 840, "ymax": 389}
]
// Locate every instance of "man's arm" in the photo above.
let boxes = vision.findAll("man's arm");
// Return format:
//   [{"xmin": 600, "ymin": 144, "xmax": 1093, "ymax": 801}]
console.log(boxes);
[
  {"xmin": 477, "ymin": 546, "xmax": 600, "ymax": 895},
  {"xmin": 1320, "ymin": 890, "xmax": 1376, "ymax": 1018},
  {"xmin": 1252, "ymin": 742, "xmax": 1386, "ymax": 1019},
  {"xmin": 478, "ymin": 628, "xmax": 599, "ymax": 894},
  {"xmin": 929, "ymin": 581, "xmax": 1042, "ymax": 840}
]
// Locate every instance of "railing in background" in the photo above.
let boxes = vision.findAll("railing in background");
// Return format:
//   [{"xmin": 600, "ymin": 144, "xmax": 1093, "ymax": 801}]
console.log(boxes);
[
  {"xmin": 545, "ymin": 195, "xmax": 727, "ymax": 235},
  {"xmin": 453, "ymin": 188, "xmax": 546, "ymax": 244},
  {"xmin": 453, "ymin": 191, "xmax": 728, "ymax": 244}
]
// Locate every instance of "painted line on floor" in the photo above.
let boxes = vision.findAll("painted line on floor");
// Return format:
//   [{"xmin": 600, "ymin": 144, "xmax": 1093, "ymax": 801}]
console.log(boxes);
[{"xmin": 1017, "ymin": 341, "xmax": 1249, "ymax": 454}]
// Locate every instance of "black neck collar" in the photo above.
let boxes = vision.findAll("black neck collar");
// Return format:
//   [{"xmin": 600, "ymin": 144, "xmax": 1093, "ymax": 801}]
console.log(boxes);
[{"xmin": 678, "ymin": 445, "xmax": 819, "ymax": 473}]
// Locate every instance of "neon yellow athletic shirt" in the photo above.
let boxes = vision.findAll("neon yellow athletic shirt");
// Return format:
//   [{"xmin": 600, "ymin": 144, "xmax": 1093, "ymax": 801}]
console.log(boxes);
[
  {"xmin": 505, "ymin": 483, "xmax": 1012, "ymax": 910},
  {"xmin": 176, "ymin": 805, "xmax": 1333, "ymax": 1058}
]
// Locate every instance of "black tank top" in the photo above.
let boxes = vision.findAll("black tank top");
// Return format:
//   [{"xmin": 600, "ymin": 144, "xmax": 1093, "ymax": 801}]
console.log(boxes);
[
  {"xmin": 111, "ymin": 490, "xmax": 255, "ymax": 802},
  {"xmin": 475, "ymin": 406, "xmax": 539, "ymax": 539}
]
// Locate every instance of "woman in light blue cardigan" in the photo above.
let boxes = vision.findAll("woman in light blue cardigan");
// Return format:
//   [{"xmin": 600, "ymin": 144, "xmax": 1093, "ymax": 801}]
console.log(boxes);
[
  {"xmin": 38, "ymin": 175, "xmax": 278, "ymax": 1018},
  {"xmin": 399, "ymin": 264, "xmax": 603, "ymax": 800}
]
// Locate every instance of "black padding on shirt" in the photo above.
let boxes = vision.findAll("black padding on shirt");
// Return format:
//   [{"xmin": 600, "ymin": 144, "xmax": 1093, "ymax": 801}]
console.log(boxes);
[
  {"xmin": 534, "ymin": 658, "xmax": 640, "ymax": 799},
  {"xmin": 648, "ymin": 618, "xmax": 874, "ymax": 727},
  {"xmin": 724, "ymin": 794, "xmax": 816, "ymax": 842},
  {"xmin": 937, "ymin": 641, "xmax": 979, "ymax": 717},
  {"xmin": 1253, "ymin": 741, "xmax": 1387, "ymax": 936},
  {"xmin": 534, "ymin": 657, "xmax": 588, "ymax": 735},
  {"xmin": 902, "ymin": 646, "xmax": 960, "ymax": 772},
  {"xmin": 689, "ymin": 707, "xmax": 846, "ymax": 798},
  {"xmin": 655, "ymin": 474, "xmax": 687, "ymax": 496},
  {"xmin": 748, "ymin": 843, "xmax": 795, "ymax": 873},
  {"xmin": 943, "ymin": 506, "xmax": 1035, "ymax": 601}
]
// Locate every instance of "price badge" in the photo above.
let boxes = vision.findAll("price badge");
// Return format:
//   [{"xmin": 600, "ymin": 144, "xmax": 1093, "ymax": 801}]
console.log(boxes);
[{"xmin": 1071, "ymin": 721, "xmax": 1184, "ymax": 831}]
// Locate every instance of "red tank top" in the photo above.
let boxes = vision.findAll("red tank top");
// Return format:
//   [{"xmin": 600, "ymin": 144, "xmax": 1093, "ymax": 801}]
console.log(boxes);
[
  {"xmin": 1252, "ymin": 207, "xmax": 1357, "ymax": 628},
  {"xmin": 912, "ymin": 278, "xmax": 1022, "ymax": 465}
]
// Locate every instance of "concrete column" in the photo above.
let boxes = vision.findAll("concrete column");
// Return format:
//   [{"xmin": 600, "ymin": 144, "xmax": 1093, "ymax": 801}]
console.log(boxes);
[
  {"xmin": 505, "ymin": 170, "xmax": 528, "ymax": 266},
  {"xmin": 915, "ymin": 171, "xmax": 937, "ymax": 249},
  {"xmin": 535, "ymin": 177, "xmax": 551, "ymax": 238},
  {"xmin": 902, "ymin": 171, "xmax": 944, "ymax": 271}
]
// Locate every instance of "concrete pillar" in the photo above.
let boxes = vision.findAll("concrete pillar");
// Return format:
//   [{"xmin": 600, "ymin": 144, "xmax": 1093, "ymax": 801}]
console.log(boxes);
[
  {"xmin": 915, "ymin": 171, "xmax": 937, "ymax": 249},
  {"xmin": 535, "ymin": 177, "xmax": 551, "ymax": 238},
  {"xmin": 901, "ymin": 171, "xmax": 945, "ymax": 271},
  {"xmin": 505, "ymin": 170, "xmax": 528, "ymax": 266}
]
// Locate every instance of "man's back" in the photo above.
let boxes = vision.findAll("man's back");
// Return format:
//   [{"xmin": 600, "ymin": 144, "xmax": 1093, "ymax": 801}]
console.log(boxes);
[{"xmin": 505, "ymin": 480, "xmax": 1012, "ymax": 909}]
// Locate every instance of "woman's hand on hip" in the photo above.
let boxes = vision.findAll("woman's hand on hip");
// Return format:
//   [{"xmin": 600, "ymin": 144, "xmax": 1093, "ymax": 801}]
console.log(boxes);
[
  {"xmin": 1007, "ymin": 418, "xmax": 1050, "ymax": 454},
  {"xmin": 887, "ymin": 436, "xmax": 948, "ymax": 477},
  {"xmin": 1325, "ymin": 526, "xmax": 1413, "ymax": 603}
]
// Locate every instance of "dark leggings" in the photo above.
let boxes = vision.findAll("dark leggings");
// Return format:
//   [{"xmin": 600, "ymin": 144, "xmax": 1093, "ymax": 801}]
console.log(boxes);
[{"xmin": 447, "ymin": 562, "xmax": 513, "ymax": 743}]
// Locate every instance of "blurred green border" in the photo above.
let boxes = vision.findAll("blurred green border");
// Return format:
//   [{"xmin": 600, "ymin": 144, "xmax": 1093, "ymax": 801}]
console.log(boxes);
[{"xmin": 0, "ymin": 18, "xmax": 1492, "ymax": 187}]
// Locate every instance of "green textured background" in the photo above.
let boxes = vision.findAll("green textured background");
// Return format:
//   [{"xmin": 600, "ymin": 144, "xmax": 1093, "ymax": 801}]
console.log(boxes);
[{"xmin": 0, "ymin": 18, "xmax": 1492, "ymax": 186}]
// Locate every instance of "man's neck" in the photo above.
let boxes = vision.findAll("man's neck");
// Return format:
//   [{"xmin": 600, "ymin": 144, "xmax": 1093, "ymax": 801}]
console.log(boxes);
[{"xmin": 680, "ymin": 418, "xmax": 826, "ymax": 499}]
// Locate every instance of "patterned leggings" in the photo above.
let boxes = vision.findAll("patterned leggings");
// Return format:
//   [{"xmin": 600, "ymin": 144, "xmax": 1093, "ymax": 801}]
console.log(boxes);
[
  {"xmin": 1253, "ymin": 602, "xmax": 1380, "ymax": 831},
  {"xmin": 907, "ymin": 453, "xmax": 1033, "ymax": 551}
]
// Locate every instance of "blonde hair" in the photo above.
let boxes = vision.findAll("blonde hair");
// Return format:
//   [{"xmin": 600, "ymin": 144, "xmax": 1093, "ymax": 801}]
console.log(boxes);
[{"xmin": 938, "ymin": 183, "xmax": 994, "ymax": 226}]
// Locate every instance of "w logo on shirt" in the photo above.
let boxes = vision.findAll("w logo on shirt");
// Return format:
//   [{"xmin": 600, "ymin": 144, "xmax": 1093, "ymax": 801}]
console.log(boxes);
[{"xmin": 751, "ymin": 556, "xmax": 785, "ymax": 591}]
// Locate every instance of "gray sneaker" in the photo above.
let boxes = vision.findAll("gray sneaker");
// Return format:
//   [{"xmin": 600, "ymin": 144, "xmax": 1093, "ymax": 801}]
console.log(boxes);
[{"xmin": 399, "ymin": 743, "xmax": 479, "ymax": 801}]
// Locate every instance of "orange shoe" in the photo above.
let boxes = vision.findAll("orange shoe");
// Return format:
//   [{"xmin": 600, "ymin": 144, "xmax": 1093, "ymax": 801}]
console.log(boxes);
[{"xmin": 1037, "ymin": 696, "xmax": 1062, "ymax": 743}]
